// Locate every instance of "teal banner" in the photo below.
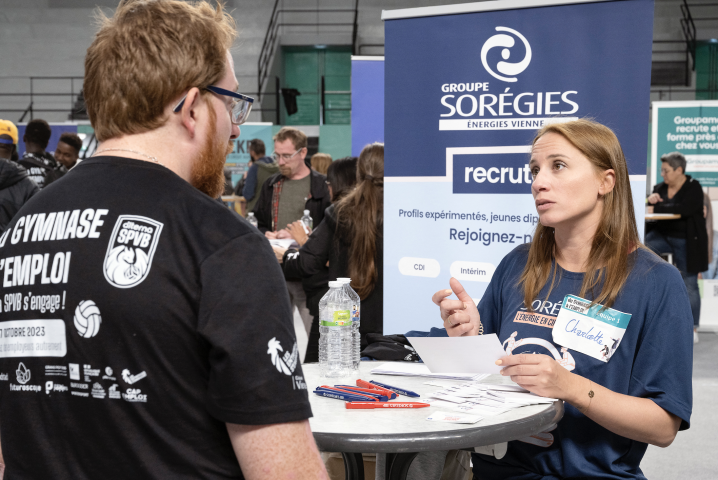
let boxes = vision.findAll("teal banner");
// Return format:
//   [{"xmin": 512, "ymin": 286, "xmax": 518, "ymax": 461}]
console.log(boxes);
[
  {"xmin": 651, "ymin": 101, "xmax": 718, "ymax": 188},
  {"xmin": 225, "ymin": 123, "xmax": 274, "ymax": 187}
]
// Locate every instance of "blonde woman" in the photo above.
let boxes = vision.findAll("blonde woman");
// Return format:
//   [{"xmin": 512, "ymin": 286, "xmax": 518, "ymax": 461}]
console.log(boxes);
[{"xmin": 433, "ymin": 119, "xmax": 692, "ymax": 479}]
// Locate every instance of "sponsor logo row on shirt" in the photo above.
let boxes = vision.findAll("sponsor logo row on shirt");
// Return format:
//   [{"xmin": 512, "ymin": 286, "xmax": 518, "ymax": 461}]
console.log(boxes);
[{"xmin": 0, "ymin": 362, "xmax": 148, "ymax": 403}]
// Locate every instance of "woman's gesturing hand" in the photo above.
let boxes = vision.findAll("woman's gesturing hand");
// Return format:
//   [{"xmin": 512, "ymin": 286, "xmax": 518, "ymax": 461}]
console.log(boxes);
[
  {"xmin": 647, "ymin": 193, "xmax": 662, "ymax": 205},
  {"xmin": 431, "ymin": 277, "xmax": 481, "ymax": 337},
  {"xmin": 497, "ymin": 354, "xmax": 584, "ymax": 403}
]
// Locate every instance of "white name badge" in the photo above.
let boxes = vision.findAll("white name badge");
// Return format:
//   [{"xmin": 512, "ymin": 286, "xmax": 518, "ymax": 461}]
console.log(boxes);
[
  {"xmin": 552, "ymin": 295, "xmax": 631, "ymax": 363},
  {"xmin": 0, "ymin": 320, "xmax": 67, "ymax": 358}
]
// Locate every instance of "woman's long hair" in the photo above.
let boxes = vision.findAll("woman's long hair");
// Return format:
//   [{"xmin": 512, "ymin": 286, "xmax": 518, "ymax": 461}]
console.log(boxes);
[
  {"xmin": 519, "ymin": 119, "xmax": 641, "ymax": 311},
  {"xmin": 335, "ymin": 143, "xmax": 384, "ymax": 299}
]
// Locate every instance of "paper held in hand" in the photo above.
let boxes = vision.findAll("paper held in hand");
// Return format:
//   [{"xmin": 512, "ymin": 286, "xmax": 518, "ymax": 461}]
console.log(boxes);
[{"xmin": 406, "ymin": 334, "xmax": 506, "ymax": 375}]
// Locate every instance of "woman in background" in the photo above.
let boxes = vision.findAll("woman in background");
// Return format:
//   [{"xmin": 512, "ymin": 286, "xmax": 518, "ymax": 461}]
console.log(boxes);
[
  {"xmin": 275, "ymin": 144, "xmax": 384, "ymax": 361},
  {"xmin": 310, "ymin": 152, "xmax": 332, "ymax": 175},
  {"xmin": 646, "ymin": 151, "xmax": 707, "ymax": 342}
]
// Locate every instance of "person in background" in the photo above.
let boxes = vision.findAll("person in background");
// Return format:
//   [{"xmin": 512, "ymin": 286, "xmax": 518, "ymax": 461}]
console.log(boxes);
[
  {"xmin": 19, "ymin": 118, "xmax": 64, "ymax": 189},
  {"xmin": 253, "ymin": 127, "xmax": 331, "ymax": 337},
  {"xmin": 275, "ymin": 145, "xmax": 383, "ymax": 357},
  {"xmin": 54, "ymin": 131, "xmax": 82, "ymax": 170},
  {"xmin": 434, "ymin": 120, "xmax": 692, "ymax": 480},
  {"xmin": 0, "ymin": 1, "xmax": 326, "ymax": 478},
  {"xmin": 238, "ymin": 138, "xmax": 277, "ymax": 213},
  {"xmin": 646, "ymin": 151, "xmax": 707, "ymax": 343},
  {"xmin": 0, "ymin": 128, "xmax": 39, "ymax": 231},
  {"xmin": 0, "ymin": 119, "xmax": 20, "ymax": 163},
  {"xmin": 0, "ymin": 120, "xmax": 19, "ymax": 157},
  {"xmin": 252, "ymin": 127, "xmax": 330, "ymax": 238},
  {"xmin": 286, "ymin": 156, "xmax": 358, "ymax": 247},
  {"xmin": 310, "ymin": 152, "xmax": 332, "ymax": 175},
  {"xmin": 280, "ymin": 156, "xmax": 358, "ymax": 362}
]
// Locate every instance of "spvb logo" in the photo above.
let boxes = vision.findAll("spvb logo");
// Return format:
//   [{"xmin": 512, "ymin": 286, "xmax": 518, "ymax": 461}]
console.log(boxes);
[
  {"xmin": 267, "ymin": 338, "xmax": 298, "ymax": 376},
  {"xmin": 481, "ymin": 27, "xmax": 532, "ymax": 83},
  {"xmin": 103, "ymin": 215, "xmax": 163, "ymax": 289}
]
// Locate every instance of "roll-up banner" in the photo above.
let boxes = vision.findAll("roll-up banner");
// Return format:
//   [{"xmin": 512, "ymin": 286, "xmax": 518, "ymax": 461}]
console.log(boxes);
[
  {"xmin": 651, "ymin": 101, "xmax": 718, "ymax": 188},
  {"xmin": 351, "ymin": 56, "xmax": 385, "ymax": 156},
  {"xmin": 382, "ymin": 0, "xmax": 653, "ymax": 334}
]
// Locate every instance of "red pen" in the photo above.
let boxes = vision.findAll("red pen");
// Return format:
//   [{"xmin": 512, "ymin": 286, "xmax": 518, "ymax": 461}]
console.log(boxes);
[
  {"xmin": 356, "ymin": 379, "xmax": 396, "ymax": 398},
  {"xmin": 346, "ymin": 402, "xmax": 430, "ymax": 409}
]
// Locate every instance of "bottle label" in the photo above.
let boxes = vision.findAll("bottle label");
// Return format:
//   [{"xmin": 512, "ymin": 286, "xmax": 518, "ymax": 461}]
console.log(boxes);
[{"xmin": 321, "ymin": 310, "xmax": 351, "ymax": 327}]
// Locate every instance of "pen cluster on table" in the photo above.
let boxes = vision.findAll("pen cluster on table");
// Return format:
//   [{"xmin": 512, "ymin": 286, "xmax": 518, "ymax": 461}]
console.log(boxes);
[{"xmin": 313, "ymin": 379, "xmax": 430, "ymax": 409}]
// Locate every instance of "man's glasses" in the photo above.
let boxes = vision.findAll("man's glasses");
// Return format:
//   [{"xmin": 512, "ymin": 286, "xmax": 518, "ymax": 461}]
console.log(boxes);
[
  {"xmin": 272, "ymin": 149, "xmax": 302, "ymax": 162},
  {"xmin": 173, "ymin": 85, "xmax": 254, "ymax": 125}
]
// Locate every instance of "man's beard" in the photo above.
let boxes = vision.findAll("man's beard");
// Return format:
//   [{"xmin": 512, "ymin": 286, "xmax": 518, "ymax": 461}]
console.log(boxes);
[
  {"xmin": 191, "ymin": 107, "xmax": 233, "ymax": 198},
  {"xmin": 279, "ymin": 165, "xmax": 292, "ymax": 178}
]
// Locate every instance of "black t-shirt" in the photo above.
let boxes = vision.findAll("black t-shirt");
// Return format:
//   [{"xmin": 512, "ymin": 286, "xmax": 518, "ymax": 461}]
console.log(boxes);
[
  {"xmin": 0, "ymin": 156, "xmax": 311, "ymax": 479},
  {"xmin": 18, "ymin": 152, "xmax": 64, "ymax": 189}
]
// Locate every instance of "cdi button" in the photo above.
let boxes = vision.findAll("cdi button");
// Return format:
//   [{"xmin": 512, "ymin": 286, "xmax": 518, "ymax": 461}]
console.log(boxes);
[
  {"xmin": 398, "ymin": 257, "xmax": 441, "ymax": 278},
  {"xmin": 450, "ymin": 261, "xmax": 496, "ymax": 282}
]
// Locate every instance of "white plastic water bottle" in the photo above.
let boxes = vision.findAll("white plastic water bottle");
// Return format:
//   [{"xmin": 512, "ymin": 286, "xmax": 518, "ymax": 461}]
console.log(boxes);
[
  {"xmin": 247, "ymin": 212, "xmax": 258, "ymax": 228},
  {"xmin": 301, "ymin": 209, "xmax": 313, "ymax": 230},
  {"xmin": 319, "ymin": 281, "xmax": 352, "ymax": 377},
  {"xmin": 337, "ymin": 278, "xmax": 360, "ymax": 371}
]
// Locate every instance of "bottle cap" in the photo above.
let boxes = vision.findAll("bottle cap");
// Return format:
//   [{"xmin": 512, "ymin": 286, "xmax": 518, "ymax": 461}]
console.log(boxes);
[
  {"xmin": 328, "ymin": 281, "xmax": 343, "ymax": 288},
  {"xmin": 303, "ymin": 209, "xmax": 310, "ymax": 215},
  {"xmin": 336, "ymin": 277, "xmax": 351, "ymax": 283}
]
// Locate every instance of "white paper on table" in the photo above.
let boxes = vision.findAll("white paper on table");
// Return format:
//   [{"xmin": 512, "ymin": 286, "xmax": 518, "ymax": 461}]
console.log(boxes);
[
  {"xmin": 268, "ymin": 239, "xmax": 298, "ymax": 249},
  {"xmin": 424, "ymin": 380, "xmax": 463, "ymax": 388},
  {"xmin": 369, "ymin": 362, "xmax": 483, "ymax": 380},
  {"xmin": 427, "ymin": 392, "xmax": 469, "ymax": 404},
  {"xmin": 476, "ymin": 383, "xmax": 530, "ymax": 393},
  {"xmin": 407, "ymin": 335, "xmax": 506, "ymax": 374}
]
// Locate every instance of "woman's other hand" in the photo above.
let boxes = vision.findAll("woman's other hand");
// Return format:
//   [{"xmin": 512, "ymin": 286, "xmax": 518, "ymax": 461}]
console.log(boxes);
[
  {"xmin": 272, "ymin": 246, "xmax": 287, "ymax": 263},
  {"xmin": 647, "ymin": 193, "xmax": 662, "ymax": 205},
  {"xmin": 287, "ymin": 221, "xmax": 309, "ymax": 246},
  {"xmin": 497, "ymin": 354, "xmax": 582, "ymax": 402},
  {"xmin": 431, "ymin": 277, "xmax": 481, "ymax": 336}
]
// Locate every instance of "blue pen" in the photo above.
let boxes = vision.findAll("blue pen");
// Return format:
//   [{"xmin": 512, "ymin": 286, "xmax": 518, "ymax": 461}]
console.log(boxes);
[
  {"xmin": 333, "ymin": 386, "xmax": 389, "ymax": 402},
  {"xmin": 315, "ymin": 387, "xmax": 379, "ymax": 401},
  {"xmin": 370, "ymin": 380, "xmax": 420, "ymax": 398},
  {"xmin": 313, "ymin": 389, "xmax": 377, "ymax": 402}
]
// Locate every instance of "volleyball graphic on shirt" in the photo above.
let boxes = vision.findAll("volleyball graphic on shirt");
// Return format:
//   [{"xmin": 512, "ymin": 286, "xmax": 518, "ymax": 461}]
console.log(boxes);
[
  {"xmin": 74, "ymin": 300, "xmax": 102, "ymax": 338},
  {"xmin": 103, "ymin": 215, "xmax": 163, "ymax": 288}
]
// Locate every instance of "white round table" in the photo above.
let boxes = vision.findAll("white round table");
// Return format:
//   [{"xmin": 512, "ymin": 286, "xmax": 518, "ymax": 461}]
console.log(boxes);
[{"xmin": 304, "ymin": 362, "xmax": 563, "ymax": 480}]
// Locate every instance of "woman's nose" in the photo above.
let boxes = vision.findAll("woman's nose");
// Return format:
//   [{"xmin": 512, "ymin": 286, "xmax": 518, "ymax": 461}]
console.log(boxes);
[{"xmin": 531, "ymin": 170, "xmax": 549, "ymax": 192}]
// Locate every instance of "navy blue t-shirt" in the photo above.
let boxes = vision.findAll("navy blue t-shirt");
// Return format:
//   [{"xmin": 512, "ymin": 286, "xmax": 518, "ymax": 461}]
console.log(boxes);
[{"xmin": 472, "ymin": 244, "xmax": 693, "ymax": 480}]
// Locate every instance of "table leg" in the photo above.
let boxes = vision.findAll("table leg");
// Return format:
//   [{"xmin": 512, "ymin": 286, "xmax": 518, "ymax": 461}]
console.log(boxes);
[
  {"xmin": 341, "ymin": 452, "xmax": 365, "ymax": 480},
  {"xmin": 385, "ymin": 452, "xmax": 419, "ymax": 480}
]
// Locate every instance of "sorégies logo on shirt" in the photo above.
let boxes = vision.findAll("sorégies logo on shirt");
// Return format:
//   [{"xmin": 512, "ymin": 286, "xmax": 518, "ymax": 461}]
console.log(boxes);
[{"xmin": 103, "ymin": 215, "xmax": 163, "ymax": 289}]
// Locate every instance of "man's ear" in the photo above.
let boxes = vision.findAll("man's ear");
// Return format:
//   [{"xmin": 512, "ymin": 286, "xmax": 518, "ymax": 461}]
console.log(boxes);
[{"xmin": 178, "ymin": 87, "xmax": 204, "ymax": 139}]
